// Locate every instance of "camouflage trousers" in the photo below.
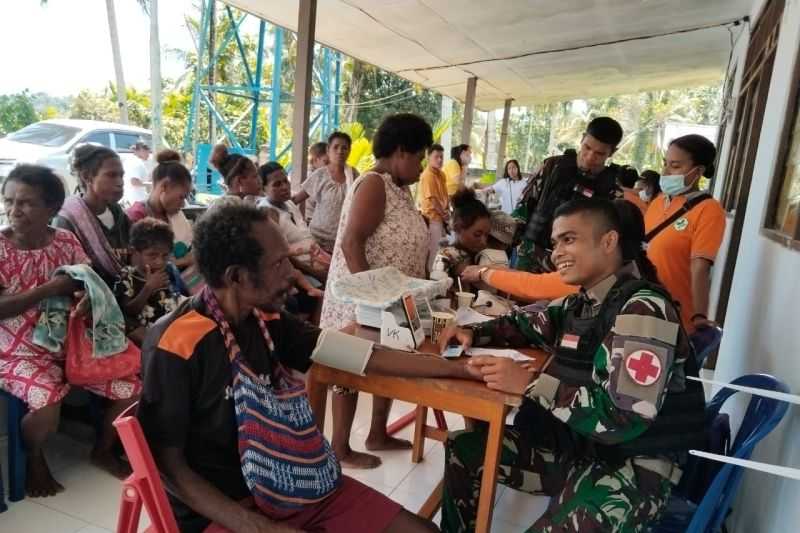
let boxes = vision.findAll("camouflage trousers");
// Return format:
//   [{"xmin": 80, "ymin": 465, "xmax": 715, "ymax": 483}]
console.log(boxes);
[
  {"xmin": 513, "ymin": 240, "xmax": 553, "ymax": 274},
  {"xmin": 441, "ymin": 426, "xmax": 676, "ymax": 532}
]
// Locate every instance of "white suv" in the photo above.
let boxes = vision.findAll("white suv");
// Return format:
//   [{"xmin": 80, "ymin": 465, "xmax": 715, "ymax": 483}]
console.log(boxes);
[{"xmin": 0, "ymin": 119, "xmax": 153, "ymax": 195}]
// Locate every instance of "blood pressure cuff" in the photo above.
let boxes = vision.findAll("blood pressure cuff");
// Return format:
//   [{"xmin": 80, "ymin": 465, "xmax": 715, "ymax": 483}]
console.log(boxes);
[{"xmin": 310, "ymin": 329, "xmax": 375, "ymax": 376}]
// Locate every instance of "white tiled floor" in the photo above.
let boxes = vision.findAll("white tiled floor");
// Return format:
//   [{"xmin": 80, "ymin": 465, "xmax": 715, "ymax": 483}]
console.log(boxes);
[{"xmin": 1, "ymin": 394, "xmax": 549, "ymax": 532}]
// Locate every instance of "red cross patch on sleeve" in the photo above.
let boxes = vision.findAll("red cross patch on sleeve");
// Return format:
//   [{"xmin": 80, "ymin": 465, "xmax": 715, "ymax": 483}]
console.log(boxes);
[{"xmin": 625, "ymin": 349, "xmax": 662, "ymax": 386}]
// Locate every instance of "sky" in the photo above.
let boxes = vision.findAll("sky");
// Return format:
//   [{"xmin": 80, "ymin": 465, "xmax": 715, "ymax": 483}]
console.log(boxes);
[{"xmin": 0, "ymin": 0, "xmax": 206, "ymax": 96}]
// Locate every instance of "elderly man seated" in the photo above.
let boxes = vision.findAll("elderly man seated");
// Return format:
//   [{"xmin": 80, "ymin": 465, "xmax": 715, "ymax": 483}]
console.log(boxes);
[{"xmin": 138, "ymin": 204, "xmax": 479, "ymax": 533}]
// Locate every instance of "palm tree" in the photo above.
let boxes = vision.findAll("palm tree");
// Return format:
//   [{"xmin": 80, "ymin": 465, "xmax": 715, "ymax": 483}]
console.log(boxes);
[
  {"xmin": 148, "ymin": 0, "xmax": 162, "ymax": 151},
  {"xmin": 41, "ymin": 0, "xmax": 156, "ymax": 129},
  {"xmin": 105, "ymin": 0, "xmax": 130, "ymax": 124}
]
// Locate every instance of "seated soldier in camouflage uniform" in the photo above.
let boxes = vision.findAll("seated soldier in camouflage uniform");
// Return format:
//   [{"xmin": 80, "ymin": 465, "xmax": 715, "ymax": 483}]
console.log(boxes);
[
  {"xmin": 513, "ymin": 117, "xmax": 625, "ymax": 274},
  {"xmin": 438, "ymin": 198, "xmax": 707, "ymax": 533}
]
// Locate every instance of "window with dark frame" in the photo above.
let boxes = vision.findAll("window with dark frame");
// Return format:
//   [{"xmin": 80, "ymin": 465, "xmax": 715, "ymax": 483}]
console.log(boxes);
[
  {"xmin": 715, "ymin": 0, "xmax": 785, "ymax": 328},
  {"xmin": 710, "ymin": 65, "xmax": 737, "ymax": 194},
  {"xmin": 764, "ymin": 53, "xmax": 800, "ymax": 244},
  {"xmin": 719, "ymin": 0, "xmax": 784, "ymax": 213}
]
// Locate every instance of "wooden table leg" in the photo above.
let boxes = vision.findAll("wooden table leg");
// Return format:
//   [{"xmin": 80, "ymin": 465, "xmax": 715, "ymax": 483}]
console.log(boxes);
[
  {"xmin": 412, "ymin": 405, "xmax": 428, "ymax": 464},
  {"xmin": 306, "ymin": 369, "xmax": 328, "ymax": 434},
  {"xmin": 418, "ymin": 479, "xmax": 444, "ymax": 519},
  {"xmin": 475, "ymin": 405, "xmax": 508, "ymax": 533}
]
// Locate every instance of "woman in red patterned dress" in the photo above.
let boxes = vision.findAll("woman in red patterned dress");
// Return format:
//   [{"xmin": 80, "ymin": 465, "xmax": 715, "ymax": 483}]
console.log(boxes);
[{"xmin": 0, "ymin": 165, "xmax": 141, "ymax": 497}]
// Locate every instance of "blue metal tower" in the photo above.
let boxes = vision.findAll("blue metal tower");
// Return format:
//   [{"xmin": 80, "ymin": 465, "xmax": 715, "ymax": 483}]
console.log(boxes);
[{"xmin": 183, "ymin": 0, "xmax": 341, "ymax": 194}]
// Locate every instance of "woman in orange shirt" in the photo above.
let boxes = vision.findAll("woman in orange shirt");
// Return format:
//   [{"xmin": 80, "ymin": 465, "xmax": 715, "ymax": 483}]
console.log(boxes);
[{"xmin": 645, "ymin": 135, "xmax": 726, "ymax": 333}]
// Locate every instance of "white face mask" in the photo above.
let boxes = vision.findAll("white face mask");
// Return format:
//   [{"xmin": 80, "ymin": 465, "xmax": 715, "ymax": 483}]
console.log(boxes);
[
  {"xmin": 660, "ymin": 167, "xmax": 700, "ymax": 197},
  {"xmin": 639, "ymin": 189, "xmax": 652, "ymax": 203}
]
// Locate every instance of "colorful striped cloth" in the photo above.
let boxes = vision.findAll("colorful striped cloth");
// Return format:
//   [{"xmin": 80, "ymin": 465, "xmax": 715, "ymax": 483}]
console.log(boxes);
[{"xmin": 202, "ymin": 287, "xmax": 341, "ymax": 517}]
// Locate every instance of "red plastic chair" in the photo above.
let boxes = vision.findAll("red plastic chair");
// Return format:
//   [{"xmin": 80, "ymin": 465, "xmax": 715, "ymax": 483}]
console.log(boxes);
[{"xmin": 113, "ymin": 404, "xmax": 235, "ymax": 533}]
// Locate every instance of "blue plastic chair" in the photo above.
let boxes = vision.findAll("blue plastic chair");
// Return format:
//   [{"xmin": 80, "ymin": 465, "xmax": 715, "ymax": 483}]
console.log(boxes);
[
  {"xmin": 651, "ymin": 373, "xmax": 790, "ymax": 533},
  {"xmin": 0, "ymin": 389, "xmax": 106, "ymax": 511},
  {"xmin": 690, "ymin": 326, "xmax": 724, "ymax": 367},
  {"xmin": 1, "ymin": 389, "xmax": 28, "ymax": 508}
]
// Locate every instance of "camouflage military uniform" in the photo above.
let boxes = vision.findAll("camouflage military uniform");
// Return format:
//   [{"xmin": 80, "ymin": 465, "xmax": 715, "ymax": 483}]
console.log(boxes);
[
  {"xmin": 441, "ymin": 264, "xmax": 699, "ymax": 532},
  {"xmin": 511, "ymin": 154, "xmax": 622, "ymax": 274},
  {"xmin": 511, "ymin": 158, "xmax": 555, "ymax": 274}
]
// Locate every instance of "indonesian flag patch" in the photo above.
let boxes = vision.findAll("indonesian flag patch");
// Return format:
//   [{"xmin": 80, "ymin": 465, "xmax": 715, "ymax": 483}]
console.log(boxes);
[
  {"xmin": 560, "ymin": 333, "xmax": 580, "ymax": 350},
  {"xmin": 625, "ymin": 349, "xmax": 662, "ymax": 386}
]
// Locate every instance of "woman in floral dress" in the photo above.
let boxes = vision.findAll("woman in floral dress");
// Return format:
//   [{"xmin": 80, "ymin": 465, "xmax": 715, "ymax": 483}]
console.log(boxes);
[
  {"xmin": 320, "ymin": 114, "xmax": 432, "ymax": 469},
  {"xmin": 0, "ymin": 165, "xmax": 140, "ymax": 497}
]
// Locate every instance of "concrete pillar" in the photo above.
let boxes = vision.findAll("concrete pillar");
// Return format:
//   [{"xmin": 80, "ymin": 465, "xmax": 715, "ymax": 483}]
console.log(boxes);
[
  {"xmin": 496, "ymin": 99, "xmax": 513, "ymax": 178},
  {"xmin": 460, "ymin": 77, "xmax": 477, "ymax": 145},
  {"xmin": 440, "ymin": 96, "xmax": 453, "ymax": 155},
  {"xmin": 486, "ymin": 110, "xmax": 497, "ymax": 171},
  {"xmin": 290, "ymin": 0, "xmax": 317, "ymax": 191}
]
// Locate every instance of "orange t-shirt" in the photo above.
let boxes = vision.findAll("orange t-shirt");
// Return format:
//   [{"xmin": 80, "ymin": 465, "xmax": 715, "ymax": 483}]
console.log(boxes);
[
  {"xmin": 623, "ymin": 189, "xmax": 648, "ymax": 216},
  {"xmin": 418, "ymin": 166, "xmax": 449, "ymax": 222},
  {"xmin": 645, "ymin": 193, "xmax": 726, "ymax": 333},
  {"xmin": 486, "ymin": 269, "xmax": 577, "ymax": 302}
]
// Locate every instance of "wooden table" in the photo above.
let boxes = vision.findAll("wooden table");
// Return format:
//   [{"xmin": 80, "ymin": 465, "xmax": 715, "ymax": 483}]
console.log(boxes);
[{"xmin": 307, "ymin": 324, "xmax": 549, "ymax": 533}]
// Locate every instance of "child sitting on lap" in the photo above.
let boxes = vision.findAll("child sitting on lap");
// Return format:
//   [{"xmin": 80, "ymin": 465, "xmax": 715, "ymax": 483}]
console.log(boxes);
[{"xmin": 114, "ymin": 218, "xmax": 188, "ymax": 345}]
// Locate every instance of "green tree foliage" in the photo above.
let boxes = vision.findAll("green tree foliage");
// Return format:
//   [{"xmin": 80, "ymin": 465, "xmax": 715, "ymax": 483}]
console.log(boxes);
[
  {"xmin": 69, "ymin": 89, "xmax": 118, "ymax": 122},
  {"xmin": 341, "ymin": 59, "xmax": 441, "ymax": 138},
  {"xmin": 0, "ymin": 91, "xmax": 39, "ymax": 135},
  {"xmin": 506, "ymin": 104, "xmax": 554, "ymax": 172},
  {"xmin": 503, "ymin": 83, "xmax": 722, "ymax": 173}
]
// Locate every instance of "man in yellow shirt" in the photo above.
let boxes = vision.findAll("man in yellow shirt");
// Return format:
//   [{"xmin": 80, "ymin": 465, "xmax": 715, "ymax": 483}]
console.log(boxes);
[
  {"xmin": 444, "ymin": 144, "xmax": 471, "ymax": 196},
  {"xmin": 418, "ymin": 144, "xmax": 450, "ymax": 270}
]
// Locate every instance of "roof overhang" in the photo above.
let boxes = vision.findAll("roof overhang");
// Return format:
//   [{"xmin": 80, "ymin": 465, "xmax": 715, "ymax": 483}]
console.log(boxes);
[{"xmin": 225, "ymin": 0, "xmax": 751, "ymax": 109}]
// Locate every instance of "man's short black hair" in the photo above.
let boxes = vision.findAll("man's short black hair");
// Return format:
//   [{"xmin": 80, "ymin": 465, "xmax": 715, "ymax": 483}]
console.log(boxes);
[
  {"xmin": 130, "ymin": 217, "xmax": 174, "ymax": 252},
  {"xmin": 554, "ymin": 197, "xmax": 620, "ymax": 238},
  {"xmin": 372, "ymin": 113, "xmax": 433, "ymax": 159},
  {"xmin": 553, "ymin": 197, "xmax": 660, "ymax": 283},
  {"xmin": 193, "ymin": 204, "xmax": 270, "ymax": 288},
  {"xmin": 428, "ymin": 143, "xmax": 444, "ymax": 155},
  {"xmin": 585, "ymin": 117, "xmax": 623, "ymax": 148},
  {"xmin": 3, "ymin": 164, "xmax": 66, "ymax": 210}
]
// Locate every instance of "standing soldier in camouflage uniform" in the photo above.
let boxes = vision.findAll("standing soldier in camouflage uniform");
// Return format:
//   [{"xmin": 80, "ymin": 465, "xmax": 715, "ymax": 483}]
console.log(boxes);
[
  {"xmin": 513, "ymin": 117, "xmax": 625, "ymax": 273},
  {"xmin": 438, "ymin": 198, "xmax": 707, "ymax": 533}
]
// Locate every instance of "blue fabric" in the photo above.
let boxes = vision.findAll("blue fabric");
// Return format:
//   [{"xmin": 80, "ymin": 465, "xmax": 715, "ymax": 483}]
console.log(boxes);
[
  {"xmin": 166, "ymin": 262, "xmax": 190, "ymax": 296},
  {"xmin": 32, "ymin": 264, "xmax": 128, "ymax": 358},
  {"xmin": 650, "ymin": 374, "xmax": 790, "ymax": 533}
]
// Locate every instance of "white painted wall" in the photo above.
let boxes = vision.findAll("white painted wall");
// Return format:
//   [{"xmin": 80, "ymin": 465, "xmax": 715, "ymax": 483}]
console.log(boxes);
[{"xmin": 712, "ymin": 0, "xmax": 800, "ymax": 531}]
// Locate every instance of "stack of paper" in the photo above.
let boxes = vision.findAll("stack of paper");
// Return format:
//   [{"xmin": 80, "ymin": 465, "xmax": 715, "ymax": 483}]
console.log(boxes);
[
  {"xmin": 455, "ymin": 307, "xmax": 494, "ymax": 326},
  {"xmin": 465, "ymin": 347, "xmax": 531, "ymax": 362}
]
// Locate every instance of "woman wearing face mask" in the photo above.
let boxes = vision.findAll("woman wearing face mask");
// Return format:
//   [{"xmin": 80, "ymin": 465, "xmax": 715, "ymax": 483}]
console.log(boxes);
[
  {"xmin": 645, "ymin": 134, "xmax": 726, "ymax": 333},
  {"xmin": 635, "ymin": 169, "xmax": 661, "ymax": 204}
]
